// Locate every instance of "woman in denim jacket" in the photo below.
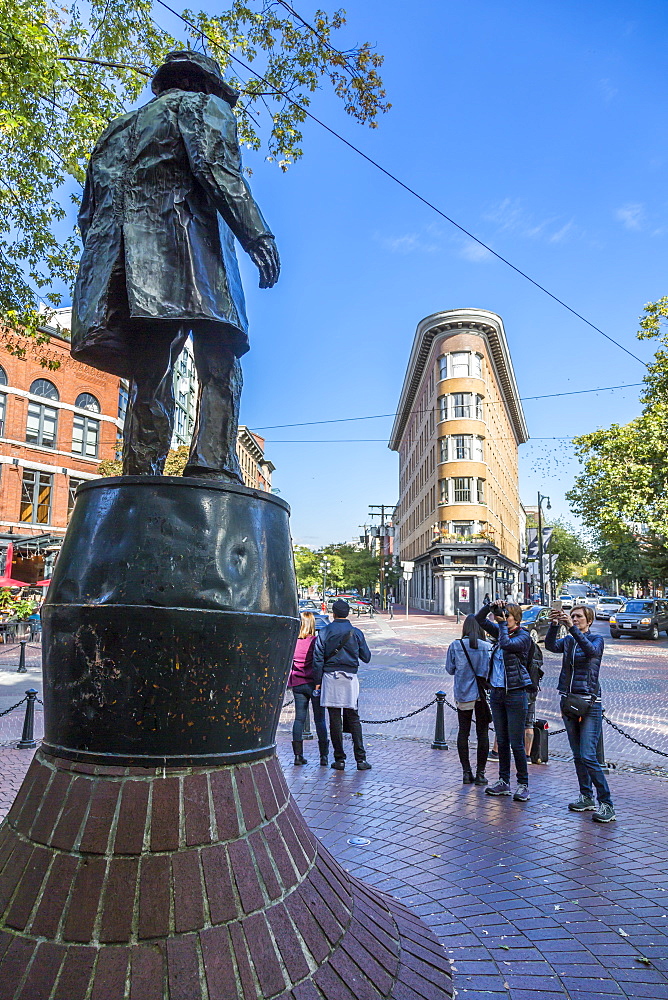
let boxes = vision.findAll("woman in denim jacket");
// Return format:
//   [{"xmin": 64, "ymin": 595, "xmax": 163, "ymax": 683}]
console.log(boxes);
[
  {"xmin": 546, "ymin": 605, "xmax": 615, "ymax": 823},
  {"xmin": 445, "ymin": 615, "xmax": 492, "ymax": 785}
]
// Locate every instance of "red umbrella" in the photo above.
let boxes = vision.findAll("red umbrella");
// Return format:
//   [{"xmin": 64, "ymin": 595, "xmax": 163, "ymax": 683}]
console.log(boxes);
[{"xmin": 0, "ymin": 577, "xmax": 33, "ymax": 588}]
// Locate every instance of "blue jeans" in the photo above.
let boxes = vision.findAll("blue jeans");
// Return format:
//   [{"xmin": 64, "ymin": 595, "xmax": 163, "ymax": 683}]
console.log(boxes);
[
  {"xmin": 291, "ymin": 683, "xmax": 328, "ymax": 751},
  {"xmin": 490, "ymin": 687, "xmax": 528, "ymax": 785},
  {"xmin": 562, "ymin": 702, "xmax": 612, "ymax": 805}
]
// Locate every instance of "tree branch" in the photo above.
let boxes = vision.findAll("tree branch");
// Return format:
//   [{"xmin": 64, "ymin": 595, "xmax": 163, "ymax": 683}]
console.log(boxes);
[{"xmin": 57, "ymin": 56, "xmax": 151, "ymax": 77}]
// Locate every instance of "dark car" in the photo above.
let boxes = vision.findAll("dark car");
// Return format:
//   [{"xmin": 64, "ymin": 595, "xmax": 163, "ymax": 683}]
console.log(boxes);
[
  {"xmin": 521, "ymin": 605, "xmax": 567, "ymax": 643},
  {"xmin": 609, "ymin": 599, "xmax": 668, "ymax": 640}
]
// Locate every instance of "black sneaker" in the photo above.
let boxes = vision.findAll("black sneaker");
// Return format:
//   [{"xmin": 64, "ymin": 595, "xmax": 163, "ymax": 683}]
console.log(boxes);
[
  {"xmin": 330, "ymin": 760, "xmax": 345, "ymax": 770},
  {"xmin": 356, "ymin": 761, "xmax": 372, "ymax": 771},
  {"xmin": 592, "ymin": 802, "xmax": 616, "ymax": 823},
  {"xmin": 568, "ymin": 794, "xmax": 596, "ymax": 812},
  {"xmin": 488, "ymin": 749, "xmax": 499, "ymax": 761},
  {"xmin": 485, "ymin": 779, "xmax": 511, "ymax": 796}
]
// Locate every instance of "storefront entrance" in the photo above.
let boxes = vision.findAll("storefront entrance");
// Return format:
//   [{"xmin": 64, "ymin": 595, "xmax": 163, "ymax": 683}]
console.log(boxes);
[{"xmin": 454, "ymin": 577, "xmax": 474, "ymax": 617}]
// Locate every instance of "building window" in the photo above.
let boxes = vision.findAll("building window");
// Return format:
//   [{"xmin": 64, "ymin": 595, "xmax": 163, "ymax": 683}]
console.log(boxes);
[
  {"xmin": 439, "ymin": 438, "xmax": 447, "ymax": 463},
  {"xmin": 438, "ymin": 356, "xmax": 447, "ymax": 380},
  {"xmin": 438, "ymin": 396, "xmax": 447, "ymax": 421},
  {"xmin": 68, "ymin": 477, "xmax": 86, "ymax": 518},
  {"xmin": 30, "ymin": 378, "xmax": 59, "ymax": 401},
  {"xmin": 0, "ymin": 393, "xmax": 5, "ymax": 436},
  {"xmin": 439, "ymin": 478, "xmax": 448, "ymax": 503},
  {"xmin": 75, "ymin": 392, "xmax": 100, "ymax": 412},
  {"xmin": 453, "ymin": 435, "xmax": 471, "ymax": 460},
  {"xmin": 0, "ymin": 365, "xmax": 7, "ymax": 387},
  {"xmin": 20, "ymin": 470, "xmax": 52, "ymax": 524},
  {"xmin": 452, "ymin": 521, "xmax": 474, "ymax": 537},
  {"xmin": 477, "ymin": 478, "xmax": 486, "ymax": 504},
  {"xmin": 453, "ymin": 477, "xmax": 471, "ymax": 502},
  {"xmin": 452, "ymin": 393, "xmax": 469, "ymax": 418},
  {"xmin": 72, "ymin": 413, "xmax": 99, "ymax": 458},
  {"xmin": 475, "ymin": 394, "xmax": 484, "ymax": 419},
  {"xmin": 474, "ymin": 436, "xmax": 484, "ymax": 461},
  {"xmin": 26, "ymin": 401, "xmax": 58, "ymax": 448},
  {"xmin": 118, "ymin": 383, "xmax": 129, "ymax": 423},
  {"xmin": 450, "ymin": 352, "xmax": 470, "ymax": 378},
  {"xmin": 473, "ymin": 353, "xmax": 483, "ymax": 378}
]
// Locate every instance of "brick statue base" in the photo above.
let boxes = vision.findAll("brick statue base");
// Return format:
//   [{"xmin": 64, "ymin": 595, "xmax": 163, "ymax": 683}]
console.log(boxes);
[{"xmin": 0, "ymin": 750, "xmax": 452, "ymax": 998}]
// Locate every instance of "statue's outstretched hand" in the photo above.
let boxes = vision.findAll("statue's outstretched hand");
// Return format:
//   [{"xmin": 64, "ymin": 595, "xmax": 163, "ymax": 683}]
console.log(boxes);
[{"xmin": 248, "ymin": 236, "xmax": 280, "ymax": 288}]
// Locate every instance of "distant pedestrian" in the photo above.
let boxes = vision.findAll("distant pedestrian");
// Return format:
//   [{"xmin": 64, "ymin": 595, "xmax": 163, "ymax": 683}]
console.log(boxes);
[
  {"xmin": 445, "ymin": 615, "xmax": 492, "ymax": 785},
  {"xmin": 288, "ymin": 612, "xmax": 329, "ymax": 766},
  {"xmin": 475, "ymin": 599, "xmax": 533, "ymax": 802},
  {"xmin": 546, "ymin": 605, "xmax": 615, "ymax": 822},
  {"xmin": 313, "ymin": 599, "xmax": 372, "ymax": 771},
  {"xmin": 483, "ymin": 593, "xmax": 491, "ymax": 606},
  {"xmin": 387, "ymin": 594, "xmax": 394, "ymax": 619},
  {"xmin": 374, "ymin": 590, "xmax": 381, "ymax": 608}
]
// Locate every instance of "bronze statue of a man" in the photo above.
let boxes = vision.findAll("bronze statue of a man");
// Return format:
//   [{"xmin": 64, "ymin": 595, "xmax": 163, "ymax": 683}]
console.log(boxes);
[{"xmin": 71, "ymin": 50, "xmax": 279, "ymax": 481}]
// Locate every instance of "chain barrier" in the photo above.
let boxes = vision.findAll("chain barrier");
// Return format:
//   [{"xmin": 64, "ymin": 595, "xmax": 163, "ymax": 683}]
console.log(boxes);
[
  {"xmin": 602, "ymin": 714, "xmax": 668, "ymax": 758},
  {"xmin": 0, "ymin": 697, "xmax": 27, "ymax": 718},
  {"xmin": 360, "ymin": 698, "xmax": 437, "ymax": 725}
]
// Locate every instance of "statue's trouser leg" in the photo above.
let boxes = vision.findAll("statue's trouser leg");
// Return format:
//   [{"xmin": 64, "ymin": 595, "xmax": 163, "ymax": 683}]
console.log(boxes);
[
  {"xmin": 184, "ymin": 329, "xmax": 244, "ymax": 484},
  {"xmin": 122, "ymin": 325, "xmax": 189, "ymax": 476}
]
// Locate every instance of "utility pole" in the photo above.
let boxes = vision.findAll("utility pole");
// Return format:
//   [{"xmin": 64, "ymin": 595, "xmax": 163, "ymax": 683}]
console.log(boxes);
[
  {"xmin": 537, "ymin": 492, "xmax": 551, "ymax": 605},
  {"xmin": 368, "ymin": 504, "xmax": 395, "ymax": 608}
]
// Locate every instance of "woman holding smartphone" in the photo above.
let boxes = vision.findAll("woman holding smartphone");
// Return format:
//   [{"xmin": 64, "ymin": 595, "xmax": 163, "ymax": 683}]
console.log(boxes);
[{"xmin": 545, "ymin": 605, "xmax": 615, "ymax": 822}]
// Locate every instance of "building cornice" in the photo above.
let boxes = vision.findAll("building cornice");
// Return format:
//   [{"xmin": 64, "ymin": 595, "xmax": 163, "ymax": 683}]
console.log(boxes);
[{"xmin": 389, "ymin": 309, "xmax": 529, "ymax": 451}]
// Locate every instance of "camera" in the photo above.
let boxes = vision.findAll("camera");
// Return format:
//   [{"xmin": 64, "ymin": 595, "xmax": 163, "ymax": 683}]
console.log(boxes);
[{"xmin": 490, "ymin": 603, "xmax": 506, "ymax": 616}]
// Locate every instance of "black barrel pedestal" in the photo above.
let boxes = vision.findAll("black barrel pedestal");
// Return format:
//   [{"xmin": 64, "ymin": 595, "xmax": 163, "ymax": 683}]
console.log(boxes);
[{"xmin": 41, "ymin": 476, "xmax": 300, "ymax": 766}]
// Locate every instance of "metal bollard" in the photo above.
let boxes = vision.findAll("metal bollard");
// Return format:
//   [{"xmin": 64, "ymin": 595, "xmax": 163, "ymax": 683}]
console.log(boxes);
[
  {"xmin": 302, "ymin": 702, "xmax": 314, "ymax": 740},
  {"xmin": 18, "ymin": 689, "xmax": 38, "ymax": 749},
  {"xmin": 431, "ymin": 691, "xmax": 449, "ymax": 750},
  {"xmin": 17, "ymin": 639, "xmax": 28, "ymax": 673}
]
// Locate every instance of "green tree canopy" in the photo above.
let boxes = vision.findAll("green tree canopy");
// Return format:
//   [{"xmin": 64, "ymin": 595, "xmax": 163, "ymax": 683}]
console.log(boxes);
[
  {"xmin": 548, "ymin": 521, "xmax": 590, "ymax": 588},
  {"xmin": 567, "ymin": 298, "xmax": 668, "ymax": 541},
  {"xmin": 1, "ymin": 0, "xmax": 388, "ymax": 336},
  {"xmin": 324, "ymin": 543, "xmax": 379, "ymax": 593}
]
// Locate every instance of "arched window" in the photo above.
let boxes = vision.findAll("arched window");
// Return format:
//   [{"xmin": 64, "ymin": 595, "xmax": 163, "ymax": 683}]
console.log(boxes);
[
  {"xmin": 0, "ymin": 366, "xmax": 7, "ymax": 387},
  {"xmin": 30, "ymin": 378, "xmax": 59, "ymax": 401},
  {"xmin": 75, "ymin": 392, "xmax": 100, "ymax": 412}
]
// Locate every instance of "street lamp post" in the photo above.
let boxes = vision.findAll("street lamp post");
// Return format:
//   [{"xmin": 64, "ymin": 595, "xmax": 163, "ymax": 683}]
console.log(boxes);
[
  {"xmin": 537, "ymin": 491, "xmax": 551, "ymax": 605},
  {"xmin": 319, "ymin": 558, "xmax": 331, "ymax": 608}
]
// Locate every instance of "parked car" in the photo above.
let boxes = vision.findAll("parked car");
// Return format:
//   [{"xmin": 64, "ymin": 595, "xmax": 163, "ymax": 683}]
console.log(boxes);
[
  {"xmin": 558, "ymin": 593, "xmax": 574, "ymax": 610},
  {"xmin": 595, "ymin": 596, "xmax": 625, "ymax": 620},
  {"xmin": 609, "ymin": 599, "xmax": 668, "ymax": 640},
  {"xmin": 521, "ymin": 605, "xmax": 567, "ymax": 643},
  {"xmin": 299, "ymin": 599, "xmax": 319, "ymax": 611},
  {"xmin": 312, "ymin": 613, "xmax": 330, "ymax": 630}
]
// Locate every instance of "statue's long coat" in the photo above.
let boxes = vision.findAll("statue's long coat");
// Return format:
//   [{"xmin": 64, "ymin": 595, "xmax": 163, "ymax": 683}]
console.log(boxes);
[{"xmin": 71, "ymin": 90, "xmax": 272, "ymax": 377}]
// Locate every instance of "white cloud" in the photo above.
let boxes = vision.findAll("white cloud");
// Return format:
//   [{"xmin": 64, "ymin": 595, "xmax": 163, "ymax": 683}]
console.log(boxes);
[
  {"xmin": 597, "ymin": 78, "xmax": 618, "ymax": 104},
  {"xmin": 615, "ymin": 203, "xmax": 645, "ymax": 230},
  {"xmin": 459, "ymin": 239, "xmax": 492, "ymax": 262},
  {"xmin": 483, "ymin": 198, "xmax": 578, "ymax": 244},
  {"xmin": 379, "ymin": 232, "xmax": 439, "ymax": 254}
]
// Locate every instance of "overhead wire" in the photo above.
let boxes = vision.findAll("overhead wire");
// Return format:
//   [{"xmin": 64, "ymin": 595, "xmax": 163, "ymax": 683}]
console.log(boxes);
[
  {"xmin": 250, "ymin": 382, "xmax": 643, "ymax": 431},
  {"xmin": 153, "ymin": 0, "xmax": 648, "ymax": 368}
]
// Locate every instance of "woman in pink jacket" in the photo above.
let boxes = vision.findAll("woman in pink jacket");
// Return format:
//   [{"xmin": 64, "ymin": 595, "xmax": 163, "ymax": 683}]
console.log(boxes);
[{"xmin": 288, "ymin": 612, "xmax": 329, "ymax": 765}]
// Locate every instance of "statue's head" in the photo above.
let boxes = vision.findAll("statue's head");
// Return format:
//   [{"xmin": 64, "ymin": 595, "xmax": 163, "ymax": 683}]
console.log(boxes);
[{"xmin": 152, "ymin": 50, "xmax": 239, "ymax": 107}]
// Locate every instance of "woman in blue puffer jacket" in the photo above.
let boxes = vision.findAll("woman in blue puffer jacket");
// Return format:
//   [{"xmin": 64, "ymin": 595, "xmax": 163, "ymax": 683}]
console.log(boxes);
[{"xmin": 546, "ymin": 605, "xmax": 615, "ymax": 823}]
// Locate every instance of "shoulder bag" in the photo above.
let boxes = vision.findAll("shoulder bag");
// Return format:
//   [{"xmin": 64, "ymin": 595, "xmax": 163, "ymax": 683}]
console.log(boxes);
[{"xmin": 560, "ymin": 638, "xmax": 593, "ymax": 721}]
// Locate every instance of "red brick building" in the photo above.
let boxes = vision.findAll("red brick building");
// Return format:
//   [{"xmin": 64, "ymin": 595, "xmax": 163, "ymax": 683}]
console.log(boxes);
[{"xmin": 0, "ymin": 324, "xmax": 122, "ymax": 581}]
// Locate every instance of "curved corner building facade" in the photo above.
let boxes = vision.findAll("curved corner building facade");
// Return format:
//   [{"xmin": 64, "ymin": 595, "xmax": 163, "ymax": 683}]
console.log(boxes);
[{"xmin": 389, "ymin": 308, "xmax": 529, "ymax": 616}]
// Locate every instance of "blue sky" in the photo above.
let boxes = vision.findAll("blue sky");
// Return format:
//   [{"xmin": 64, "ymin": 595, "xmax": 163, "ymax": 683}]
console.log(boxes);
[{"xmin": 70, "ymin": 1, "xmax": 668, "ymax": 545}]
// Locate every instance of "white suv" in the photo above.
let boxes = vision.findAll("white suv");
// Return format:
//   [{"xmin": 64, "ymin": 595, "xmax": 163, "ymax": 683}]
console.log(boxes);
[{"xmin": 595, "ymin": 596, "xmax": 625, "ymax": 621}]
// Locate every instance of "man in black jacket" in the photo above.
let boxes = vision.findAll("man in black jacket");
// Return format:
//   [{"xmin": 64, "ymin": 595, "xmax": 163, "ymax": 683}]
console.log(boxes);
[{"xmin": 313, "ymin": 600, "xmax": 372, "ymax": 770}]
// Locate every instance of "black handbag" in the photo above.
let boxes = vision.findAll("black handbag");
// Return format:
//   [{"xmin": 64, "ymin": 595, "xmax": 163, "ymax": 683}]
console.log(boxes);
[{"xmin": 560, "ymin": 644, "xmax": 593, "ymax": 720}]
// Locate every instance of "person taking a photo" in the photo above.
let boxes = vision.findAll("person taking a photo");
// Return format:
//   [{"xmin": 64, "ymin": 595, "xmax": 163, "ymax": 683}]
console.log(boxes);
[{"xmin": 475, "ymin": 599, "xmax": 533, "ymax": 802}]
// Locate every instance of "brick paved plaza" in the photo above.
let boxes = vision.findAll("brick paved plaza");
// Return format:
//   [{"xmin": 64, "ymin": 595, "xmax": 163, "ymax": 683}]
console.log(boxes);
[{"xmin": 0, "ymin": 620, "xmax": 667, "ymax": 998}]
